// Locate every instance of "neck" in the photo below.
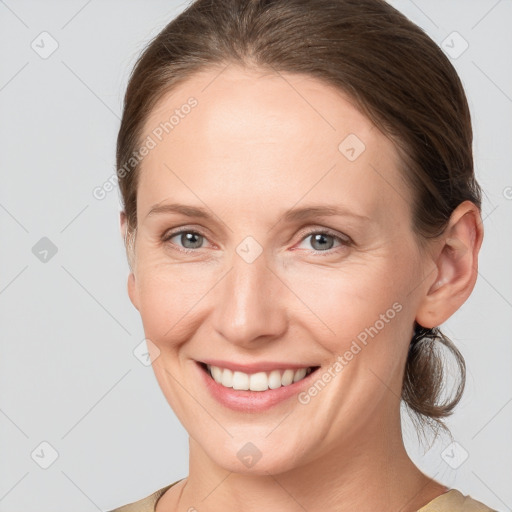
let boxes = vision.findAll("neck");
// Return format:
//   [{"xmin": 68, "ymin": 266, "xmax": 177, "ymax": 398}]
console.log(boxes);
[{"xmin": 173, "ymin": 411, "xmax": 447, "ymax": 512}]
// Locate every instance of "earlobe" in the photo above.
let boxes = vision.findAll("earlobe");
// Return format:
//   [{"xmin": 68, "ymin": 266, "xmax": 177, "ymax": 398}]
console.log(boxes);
[{"xmin": 415, "ymin": 201, "xmax": 484, "ymax": 328}]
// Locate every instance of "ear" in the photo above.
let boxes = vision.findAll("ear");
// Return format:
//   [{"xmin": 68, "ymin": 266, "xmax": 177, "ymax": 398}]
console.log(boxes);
[
  {"xmin": 120, "ymin": 211, "xmax": 140, "ymax": 311},
  {"xmin": 415, "ymin": 200, "xmax": 484, "ymax": 328}
]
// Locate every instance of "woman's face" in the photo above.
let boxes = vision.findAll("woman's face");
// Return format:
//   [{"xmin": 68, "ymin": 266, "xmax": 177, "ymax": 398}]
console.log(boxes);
[{"xmin": 126, "ymin": 65, "xmax": 434, "ymax": 473}]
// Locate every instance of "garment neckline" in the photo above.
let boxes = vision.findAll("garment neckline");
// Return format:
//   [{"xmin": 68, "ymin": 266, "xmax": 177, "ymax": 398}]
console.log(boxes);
[
  {"xmin": 417, "ymin": 488, "xmax": 458, "ymax": 511},
  {"xmin": 154, "ymin": 481, "xmax": 457, "ymax": 511}
]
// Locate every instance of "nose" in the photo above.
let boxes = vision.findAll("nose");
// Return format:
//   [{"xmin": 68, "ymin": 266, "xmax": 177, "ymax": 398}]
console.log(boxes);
[{"xmin": 211, "ymin": 249, "xmax": 288, "ymax": 348}]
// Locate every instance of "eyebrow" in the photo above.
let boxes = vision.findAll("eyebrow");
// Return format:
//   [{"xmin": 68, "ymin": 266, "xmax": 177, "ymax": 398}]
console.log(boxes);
[
  {"xmin": 281, "ymin": 205, "xmax": 370, "ymax": 223},
  {"xmin": 145, "ymin": 202, "xmax": 370, "ymax": 223},
  {"xmin": 146, "ymin": 203, "xmax": 211, "ymax": 219}
]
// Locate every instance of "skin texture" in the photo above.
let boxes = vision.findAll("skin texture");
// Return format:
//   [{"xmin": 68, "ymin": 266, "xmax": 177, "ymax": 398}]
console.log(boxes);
[{"xmin": 120, "ymin": 65, "xmax": 483, "ymax": 512}]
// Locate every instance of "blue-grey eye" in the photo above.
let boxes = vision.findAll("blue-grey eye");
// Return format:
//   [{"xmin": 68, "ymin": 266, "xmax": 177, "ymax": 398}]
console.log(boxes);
[
  {"xmin": 308, "ymin": 232, "xmax": 336, "ymax": 251},
  {"xmin": 169, "ymin": 231, "xmax": 205, "ymax": 249},
  {"xmin": 295, "ymin": 230, "xmax": 346, "ymax": 253}
]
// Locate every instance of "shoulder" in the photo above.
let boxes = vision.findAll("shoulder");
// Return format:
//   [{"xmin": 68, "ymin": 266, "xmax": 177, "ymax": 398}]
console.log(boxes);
[
  {"xmin": 418, "ymin": 489, "xmax": 497, "ymax": 512},
  {"xmin": 107, "ymin": 480, "xmax": 182, "ymax": 512}
]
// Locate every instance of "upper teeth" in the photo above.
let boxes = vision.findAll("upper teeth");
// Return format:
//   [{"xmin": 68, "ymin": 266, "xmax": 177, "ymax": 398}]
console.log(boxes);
[{"xmin": 207, "ymin": 365, "xmax": 313, "ymax": 392}]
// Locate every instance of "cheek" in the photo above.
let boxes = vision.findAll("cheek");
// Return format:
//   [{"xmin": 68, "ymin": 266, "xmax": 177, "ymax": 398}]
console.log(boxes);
[
  {"xmin": 135, "ymin": 261, "xmax": 218, "ymax": 343},
  {"xmin": 294, "ymin": 262, "xmax": 405, "ymax": 323},
  {"xmin": 285, "ymin": 256, "xmax": 414, "ymax": 364},
  {"xmin": 286, "ymin": 262, "xmax": 414, "ymax": 419}
]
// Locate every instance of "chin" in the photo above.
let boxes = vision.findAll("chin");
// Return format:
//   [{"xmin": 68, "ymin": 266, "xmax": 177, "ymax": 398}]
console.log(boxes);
[{"xmin": 204, "ymin": 436, "xmax": 307, "ymax": 476}]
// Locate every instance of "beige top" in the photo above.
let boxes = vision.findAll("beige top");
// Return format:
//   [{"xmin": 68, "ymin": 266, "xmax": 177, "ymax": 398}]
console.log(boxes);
[{"xmin": 108, "ymin": 480, "xmax": 497, "ymax": 512}]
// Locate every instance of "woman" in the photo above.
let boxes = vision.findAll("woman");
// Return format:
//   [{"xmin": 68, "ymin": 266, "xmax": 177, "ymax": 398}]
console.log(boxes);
[{"xmin": 110, "ymin": 0, "xmax": 495, "ymax": 510}]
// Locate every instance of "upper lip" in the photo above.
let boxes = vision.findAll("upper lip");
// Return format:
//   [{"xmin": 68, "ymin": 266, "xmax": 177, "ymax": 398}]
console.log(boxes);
[{"xmin": 198, "ymin": 359, "xmax": 319, "ymax": 374}]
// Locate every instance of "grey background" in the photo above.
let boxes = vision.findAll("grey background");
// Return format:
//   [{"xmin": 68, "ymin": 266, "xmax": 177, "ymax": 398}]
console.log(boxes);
[{"xmin": 0, "ymin": 1, "xmax": 510, "ymax": 511}]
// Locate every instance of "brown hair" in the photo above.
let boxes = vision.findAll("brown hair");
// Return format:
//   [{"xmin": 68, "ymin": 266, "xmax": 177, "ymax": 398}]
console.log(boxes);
[{"xmin": 117, "ymin": 0, "xmax": 480, "ymax": 437}]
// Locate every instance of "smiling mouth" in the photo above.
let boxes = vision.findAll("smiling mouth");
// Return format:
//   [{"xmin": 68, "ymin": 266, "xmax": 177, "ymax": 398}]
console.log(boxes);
[{"xmin": 198, "ymin": 362, "xmax": 321, "ymax": 392}]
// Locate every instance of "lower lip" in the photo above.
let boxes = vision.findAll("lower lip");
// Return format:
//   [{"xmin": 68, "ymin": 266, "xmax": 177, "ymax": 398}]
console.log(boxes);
[{"xmin": 196, "ymin": 362, "xmax": 320, "ymax": 412}]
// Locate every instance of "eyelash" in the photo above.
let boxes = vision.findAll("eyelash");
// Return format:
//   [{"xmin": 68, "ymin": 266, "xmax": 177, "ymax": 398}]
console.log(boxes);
[{"xmin": 162, "ymin": 227, "xmax": 352, "ymax": 256}]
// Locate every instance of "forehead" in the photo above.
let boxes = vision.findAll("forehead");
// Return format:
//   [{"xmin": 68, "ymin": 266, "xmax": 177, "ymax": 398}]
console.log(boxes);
[
  {"xmin": 138, "ymin": 65, "xmax": 410, "ymax": 222},
  {"xmin": 144, "ymin": 65, "xmax": 377, "ymax": 151}
]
